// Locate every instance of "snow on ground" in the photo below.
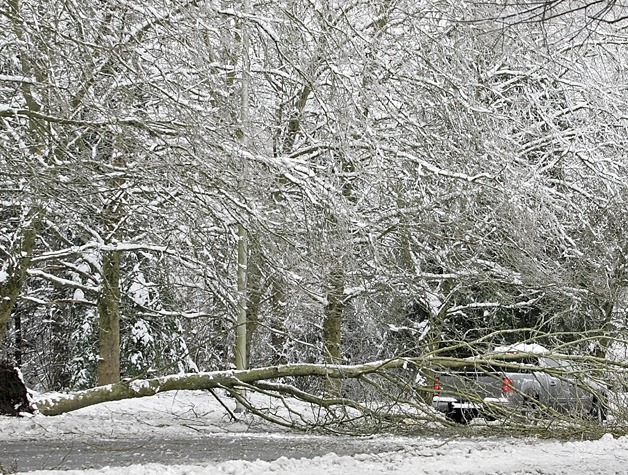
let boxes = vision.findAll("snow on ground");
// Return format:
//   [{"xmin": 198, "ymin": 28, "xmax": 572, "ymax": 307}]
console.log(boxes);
[{"xmin": 1, "ymin": 390, "xmax": 627, "ymax": 474}]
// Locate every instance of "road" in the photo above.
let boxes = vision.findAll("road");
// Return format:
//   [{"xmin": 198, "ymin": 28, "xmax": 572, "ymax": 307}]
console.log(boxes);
[{"xmin": 0, "ymin": 433, "xmax": 407, "ymax": 472}]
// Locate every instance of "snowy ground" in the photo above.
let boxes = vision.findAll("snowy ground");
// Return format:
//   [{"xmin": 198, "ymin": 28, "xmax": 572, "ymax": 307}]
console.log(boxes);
[{"xmin": 1, "ymin": 390, "xmax": 627, "ymax": 474}]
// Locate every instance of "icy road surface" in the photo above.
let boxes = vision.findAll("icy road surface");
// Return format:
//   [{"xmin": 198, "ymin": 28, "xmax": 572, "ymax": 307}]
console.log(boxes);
[{"xmin": 0, "ymin": 390, "xmax": 626, "ymax": 474}]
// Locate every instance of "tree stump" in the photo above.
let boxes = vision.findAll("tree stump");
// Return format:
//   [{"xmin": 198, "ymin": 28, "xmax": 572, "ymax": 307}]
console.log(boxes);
[{"xmin": 0, "ymin": 361, "xmax": 34, "ymax": 416}]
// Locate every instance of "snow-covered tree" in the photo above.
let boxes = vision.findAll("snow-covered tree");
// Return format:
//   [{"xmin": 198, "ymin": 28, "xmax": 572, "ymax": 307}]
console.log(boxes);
[{"xmin": 1, "ymin": 0, "xmax": 627, "ymax": 398}]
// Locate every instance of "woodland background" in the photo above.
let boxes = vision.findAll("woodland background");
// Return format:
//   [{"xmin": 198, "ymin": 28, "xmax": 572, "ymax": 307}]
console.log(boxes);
[{"xmin": 1, "ymin": 0, "xmax": 627, "ymax": 397}]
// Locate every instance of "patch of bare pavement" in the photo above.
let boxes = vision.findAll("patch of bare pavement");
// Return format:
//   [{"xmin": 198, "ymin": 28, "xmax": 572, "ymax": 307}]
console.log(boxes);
[{"xmin": 0, "ymin": 433, "xmax": 409, "ymax": 472}]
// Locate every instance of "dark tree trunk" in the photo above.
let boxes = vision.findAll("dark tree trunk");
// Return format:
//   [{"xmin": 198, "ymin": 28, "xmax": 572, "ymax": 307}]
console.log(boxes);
[
  {"xmin": 13, "ymin": 310, "xmax": 22, "ymax": 367},
  {"xmin": 0, "ymin": 361, "xmax": 34, "ymax": 416}
]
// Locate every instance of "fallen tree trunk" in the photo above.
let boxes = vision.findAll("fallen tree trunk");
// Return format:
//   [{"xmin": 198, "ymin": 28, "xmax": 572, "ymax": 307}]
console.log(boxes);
[
  {"xmin": 31, "ymin": 352, "xmax": 627, "ymax": 438},
  {"xmin": 36, "ymin": 357, "xmax": 434, "ymax": 416},
  {"xmin": 35, "ymin": 351, "xmax": 624, "ymax": 418}
]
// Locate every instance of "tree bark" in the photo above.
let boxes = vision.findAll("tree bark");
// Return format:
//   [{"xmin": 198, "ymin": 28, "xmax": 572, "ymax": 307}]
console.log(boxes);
[
  {"xmin": 245, "ymin": 251, "xmax": 263, "ymax": 367},
  {"xmin": 235, "ymin": 223, "xmax": 248, "ymax": 371},
  {"xmin": 270, "ymin": 276, "xmax": 288, "ymax": 365},
  {"xmin": 97, "ymin": 249, "xmax": 121, "ymax": 385},
  {"xmin": 95, "ymin": 133, "xmax": 123, "ymax": 386},
  {"xmin": 323, "ymin": 266, "xmax": 345, "ymax": 395},
  {"xmin": 323, "ymin": 266, "xmax": 345, "ymax": 365}
]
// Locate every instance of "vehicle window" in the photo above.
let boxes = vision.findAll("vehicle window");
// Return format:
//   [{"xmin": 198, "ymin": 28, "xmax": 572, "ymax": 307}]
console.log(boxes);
[
  {"xmin": 539, "ymin": 357, "xmax": 560, "ymax": 367},
  {"xmin": 558, "ymin": 359, "xmax": 573, "ymax": 370}
]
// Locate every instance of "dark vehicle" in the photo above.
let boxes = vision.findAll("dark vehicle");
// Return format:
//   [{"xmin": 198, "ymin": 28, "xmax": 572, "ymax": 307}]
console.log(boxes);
[{"xmin": 432, "ymin": 347, "xmax": 607, "ymax": 424}]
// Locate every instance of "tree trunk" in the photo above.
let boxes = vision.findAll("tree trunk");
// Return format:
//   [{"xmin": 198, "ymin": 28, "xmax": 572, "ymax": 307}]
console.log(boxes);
[
  {"xmin": 1, "ymin": 0, "xmax": 42, "ymax": 347},
  {"xmin": 245, "ymin": 251, "xmax": 263, "ymax": 368},
  {"xmin": 234, "ymin": 0, "xmax": 251, "ymax": 373},
  {"xmin": 13, "ymin": 310, "xmax": 22, "ymax": 367},
  {"xmin": 323, "ymin": 266, "xmax": 345, "ymax": 364},
  {"xmin": 235, "ymin": 223, "xmax": 248, "ymax": 371},
  {"xmin": 97, "ymin": 249, "xmax": 121, "ymax": 385},
  {"xmin": 0, "ymin": 208, "xmax": 42, "ymax": 347},
  {"xmin": 0, "ymin": 361, "xmax": 34, "ymax": 415},
  {"xmin": 95, "ymin": 133, "xmax": 123, "ymax": 387},
  {"xmin": 323, "ymin": 266, "xmax": 345, "ymax": 395},
  {"xmin": 270, "ymin": 276, "xmax": 288, "ymax": 365}
]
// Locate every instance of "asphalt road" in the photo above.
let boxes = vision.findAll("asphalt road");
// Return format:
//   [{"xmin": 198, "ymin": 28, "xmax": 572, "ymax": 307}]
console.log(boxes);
[{"xmin": 0, "ymin": 434, "xmax": 407, "ymax": 472}]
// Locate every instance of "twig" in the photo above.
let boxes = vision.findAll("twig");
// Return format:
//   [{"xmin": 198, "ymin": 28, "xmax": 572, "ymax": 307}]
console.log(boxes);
[{"xmin": 208, "ymin": 388, "xmax": 238, "ymax": 422}]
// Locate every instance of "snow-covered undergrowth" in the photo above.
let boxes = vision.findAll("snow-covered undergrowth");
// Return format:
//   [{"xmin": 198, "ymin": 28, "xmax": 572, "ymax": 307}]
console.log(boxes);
[{"xmin": 0, "ymin": 390, "xmax": 627, "ymax": 474}]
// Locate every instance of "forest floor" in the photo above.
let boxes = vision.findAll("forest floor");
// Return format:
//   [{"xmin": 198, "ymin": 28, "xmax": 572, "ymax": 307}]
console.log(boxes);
[{"xmin": 0, "ymin": 390, "xmax": 627, "ymax": 474}]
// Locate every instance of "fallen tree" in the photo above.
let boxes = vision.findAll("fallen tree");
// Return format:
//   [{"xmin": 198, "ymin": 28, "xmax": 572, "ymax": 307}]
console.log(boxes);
[
  {"xmin": 35, "ymin": 357, "xmax": 433, "ymax": 417},
  {"xmin": 29, "ymin": 350, "xmax": 628, "ymax": 436}
]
